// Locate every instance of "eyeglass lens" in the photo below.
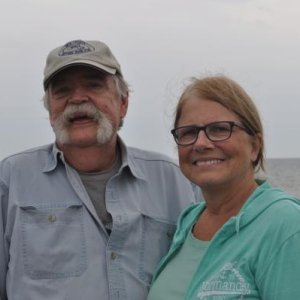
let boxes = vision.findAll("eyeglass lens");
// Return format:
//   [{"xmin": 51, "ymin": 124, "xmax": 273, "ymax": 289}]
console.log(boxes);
[{"xmin": 174, "ymin": 122, "xmax": 233, "ymax": 145}]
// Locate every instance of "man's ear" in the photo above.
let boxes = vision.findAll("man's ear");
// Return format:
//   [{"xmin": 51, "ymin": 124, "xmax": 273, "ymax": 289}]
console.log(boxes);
[{"xmin": 120, "ymin": 93, "xmax": 129, "ymax": 118}]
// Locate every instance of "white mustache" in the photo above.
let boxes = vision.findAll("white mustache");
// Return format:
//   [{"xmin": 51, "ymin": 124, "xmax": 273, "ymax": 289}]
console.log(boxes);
[{"xmin": 61, "ymin": 103, "xmax": 104, "ymax": 125}]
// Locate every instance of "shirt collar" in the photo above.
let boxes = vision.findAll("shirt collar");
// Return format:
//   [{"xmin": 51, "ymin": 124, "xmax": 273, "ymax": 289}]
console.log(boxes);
[
  {"xmin": 117, "ymin": 137, "xmax": 146, "ymax": 180},
  {"xmin": 42, "ymin": 138, "xmax": 146, "ymax": 180},
  {"xmin": 42, "ymin": 143, "xmax": 65, "ymax": 172}
]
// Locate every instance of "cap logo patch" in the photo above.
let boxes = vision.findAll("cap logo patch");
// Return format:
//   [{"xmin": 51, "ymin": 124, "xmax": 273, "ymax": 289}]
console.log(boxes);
[{"xmin": 58, "ymin": 40, "xmax": 95, "ymax": 57}]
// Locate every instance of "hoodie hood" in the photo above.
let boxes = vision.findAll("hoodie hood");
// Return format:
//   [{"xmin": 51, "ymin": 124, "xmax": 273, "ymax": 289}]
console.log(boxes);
[{"xmin": 173, "ymin": 181, "xmax": 300, "ymax": 245}]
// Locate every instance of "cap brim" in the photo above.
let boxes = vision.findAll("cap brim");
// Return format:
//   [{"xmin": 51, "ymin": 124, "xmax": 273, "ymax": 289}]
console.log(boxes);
[{"xmin": 43, "ymin": 60, "xmax": 117, "ymax": 89}]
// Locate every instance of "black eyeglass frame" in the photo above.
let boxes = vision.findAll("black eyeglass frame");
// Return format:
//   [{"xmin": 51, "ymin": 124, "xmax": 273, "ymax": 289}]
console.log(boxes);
[{"xmin": 171, "ymin": 121, "xmax": 254, "ymax": 146}]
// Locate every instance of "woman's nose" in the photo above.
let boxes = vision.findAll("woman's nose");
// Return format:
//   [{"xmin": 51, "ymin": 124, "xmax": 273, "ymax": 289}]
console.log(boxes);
[{"xmin": 192, "ymin": 130, "xmax": 214, "ymax": 150}]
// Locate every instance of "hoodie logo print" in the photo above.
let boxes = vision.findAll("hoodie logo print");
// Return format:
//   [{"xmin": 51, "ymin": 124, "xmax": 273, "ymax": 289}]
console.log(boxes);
[{"xmin": 197, "ymin": 262, "xmax": 251, "ymax": 299}]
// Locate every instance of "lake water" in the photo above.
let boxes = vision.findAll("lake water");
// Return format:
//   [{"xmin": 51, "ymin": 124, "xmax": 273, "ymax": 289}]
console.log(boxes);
[{"xmin": 261, "ymin": 158, "xmax": 300, "ymax": 198}]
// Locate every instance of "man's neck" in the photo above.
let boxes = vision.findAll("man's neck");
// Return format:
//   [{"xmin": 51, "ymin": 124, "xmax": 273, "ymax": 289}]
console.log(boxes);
[{"xmin": 58, "ymin": 140, "xmax": 118, "ymax": 173}]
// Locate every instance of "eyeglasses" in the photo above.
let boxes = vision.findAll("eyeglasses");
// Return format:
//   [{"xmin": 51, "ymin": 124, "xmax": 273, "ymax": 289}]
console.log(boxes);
[{"xmin": 171, "ymin": 121, "xmax": 253, "ymax": 146}]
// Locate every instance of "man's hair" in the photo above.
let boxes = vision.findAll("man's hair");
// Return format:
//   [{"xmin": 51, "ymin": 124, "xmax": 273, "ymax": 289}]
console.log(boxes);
[{"xmin": 174, "ymin": 75, "xmax": 265, "ymax": 172}]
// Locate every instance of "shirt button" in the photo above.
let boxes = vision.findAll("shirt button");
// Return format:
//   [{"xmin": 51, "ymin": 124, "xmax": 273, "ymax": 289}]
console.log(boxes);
[
  {"xmin": 48, "ymin": 214, "xmax": 57, "ymax": 223},
  {"xmin": 111, "ymin": 252, "xmax": 118, "ymax": 260}
]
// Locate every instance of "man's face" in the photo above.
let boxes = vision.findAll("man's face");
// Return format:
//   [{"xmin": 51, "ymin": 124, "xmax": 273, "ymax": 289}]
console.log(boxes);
[{"xmin": 48, "ymin": 66, "xmax": 128, "ymax": 148}]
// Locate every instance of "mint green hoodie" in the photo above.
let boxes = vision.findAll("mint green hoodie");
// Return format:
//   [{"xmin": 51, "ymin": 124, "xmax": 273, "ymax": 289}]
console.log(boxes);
[{"xmin": 151, "ymin": 182, "xmax": 300, "ymax": 299}]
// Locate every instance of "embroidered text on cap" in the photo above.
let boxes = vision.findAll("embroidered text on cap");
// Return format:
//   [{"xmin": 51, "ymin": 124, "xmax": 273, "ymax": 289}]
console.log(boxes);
[{"xmin": 58, "ymin": 40, "xmax": 95, "ymax": 56}]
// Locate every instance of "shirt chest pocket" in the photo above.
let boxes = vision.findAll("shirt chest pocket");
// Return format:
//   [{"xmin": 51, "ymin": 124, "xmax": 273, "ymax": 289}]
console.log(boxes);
[
  {"xmin": 138, "ymin": 214, "xmax": 176, "ymax": 285},
  {"xmin": 20, "ymin": 204, "xmax": 87, "ymax": 279}
]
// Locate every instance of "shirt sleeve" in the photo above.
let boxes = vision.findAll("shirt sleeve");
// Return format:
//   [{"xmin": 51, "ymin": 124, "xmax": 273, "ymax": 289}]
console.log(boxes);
[
  {"xmin": 257, "ymin": 231, "xmax": 300, "ymax": 300},
  {"xmin": 0, "ymin": 180, "xmax": 8, "ymax": 300}
]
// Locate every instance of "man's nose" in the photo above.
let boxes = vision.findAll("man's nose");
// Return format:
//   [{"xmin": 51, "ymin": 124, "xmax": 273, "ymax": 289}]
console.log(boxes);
[{"xmin": 69, "ymin": 86, "xmax": 89, "ymax": 104}]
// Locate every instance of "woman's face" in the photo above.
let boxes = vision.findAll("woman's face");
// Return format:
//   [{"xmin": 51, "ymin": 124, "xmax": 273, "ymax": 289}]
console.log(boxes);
[{"xmin": 176, "ymin": 97, "xmax": 260, "ymax": 191}]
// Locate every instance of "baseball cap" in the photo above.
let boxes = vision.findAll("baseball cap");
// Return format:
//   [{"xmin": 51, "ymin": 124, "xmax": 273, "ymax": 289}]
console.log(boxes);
[{"xmin": 43, "ymin": 39, "xmax": 122, "ymax": 89}]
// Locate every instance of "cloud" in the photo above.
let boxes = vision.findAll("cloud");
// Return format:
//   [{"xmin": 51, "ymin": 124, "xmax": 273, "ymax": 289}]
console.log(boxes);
[{"xmin": 1, "ymin": 0, "xmax": 300, "ymax": 159}]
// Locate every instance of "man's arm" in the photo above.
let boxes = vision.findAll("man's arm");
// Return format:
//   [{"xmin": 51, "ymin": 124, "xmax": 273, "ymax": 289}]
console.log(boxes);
[{"xmin": 0, "ymin": 180, "xmax": 8, "ymax": 300}]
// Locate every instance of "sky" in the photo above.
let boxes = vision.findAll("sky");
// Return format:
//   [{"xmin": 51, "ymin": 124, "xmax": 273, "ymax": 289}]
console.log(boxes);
[{"xmin": 1, "ymin": 0, "xmax": 300, "ymax": 159}]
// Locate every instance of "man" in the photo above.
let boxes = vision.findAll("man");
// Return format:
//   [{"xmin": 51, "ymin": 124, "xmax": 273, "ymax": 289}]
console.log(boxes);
[{"xmin": 0, "ymin": 39, "xmax": 199, "ymax": 300}]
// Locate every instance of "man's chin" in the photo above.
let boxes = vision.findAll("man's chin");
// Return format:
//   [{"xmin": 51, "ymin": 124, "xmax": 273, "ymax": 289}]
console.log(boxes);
[{"xmin": 57, "ymin": 136, "xmax": 113, "ymax": 148}]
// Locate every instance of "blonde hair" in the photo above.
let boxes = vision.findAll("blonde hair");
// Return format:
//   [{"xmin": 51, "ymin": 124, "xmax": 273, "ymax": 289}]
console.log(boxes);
[{"xmin": 174, "ymin": 75, "xmax": 265, "ymax": 171}]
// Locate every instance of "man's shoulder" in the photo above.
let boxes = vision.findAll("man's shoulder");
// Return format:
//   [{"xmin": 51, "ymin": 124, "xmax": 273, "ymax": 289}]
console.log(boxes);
[
  {"xmin": 0, "ymin": 145, "xmax": 53, "ymax": 185},
  {"xmin": 0, "ymin": 144, "xmax": 53, "ymax": 166},
  {"xmin": 127, "ymin": 146, "xmax": 178, "ymax": 167},
  {"xmin": 126, "ymin": 146, "xmax": 201, "ymax": 202}
]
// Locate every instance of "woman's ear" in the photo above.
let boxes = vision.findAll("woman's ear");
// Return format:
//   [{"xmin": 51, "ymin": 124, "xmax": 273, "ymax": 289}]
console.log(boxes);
[{"xmin": 250, "ymin": 133, "xmax": 262, "ymax": 164}]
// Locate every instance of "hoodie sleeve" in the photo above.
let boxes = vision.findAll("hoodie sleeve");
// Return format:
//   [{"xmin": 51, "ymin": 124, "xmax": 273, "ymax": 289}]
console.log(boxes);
[{"xmin": 257, "ymin": 230, "xmax": 300, "ymax": 300}]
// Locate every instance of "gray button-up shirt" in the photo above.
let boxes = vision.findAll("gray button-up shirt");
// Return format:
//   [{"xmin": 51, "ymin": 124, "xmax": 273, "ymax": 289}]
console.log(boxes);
[{"xmin": 0, "ymin": 140, "xmax": 199, "ymax": 300}]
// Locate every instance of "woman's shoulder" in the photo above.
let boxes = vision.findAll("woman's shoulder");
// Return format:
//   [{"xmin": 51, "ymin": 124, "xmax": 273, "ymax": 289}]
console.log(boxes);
[{"xmin": 176, "ymin": 202, "xmax": 205, "ymax": 229}]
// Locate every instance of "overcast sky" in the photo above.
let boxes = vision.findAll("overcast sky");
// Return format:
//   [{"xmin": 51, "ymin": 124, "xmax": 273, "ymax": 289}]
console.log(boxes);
[{"xmin": 1, "ymin": 0, "xmax": 300, "ymax": 159}]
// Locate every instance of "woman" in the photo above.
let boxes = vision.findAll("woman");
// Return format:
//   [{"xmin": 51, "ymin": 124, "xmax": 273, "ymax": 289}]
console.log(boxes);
[{"xmin": 148, "ymin": 75, "xmax": 300, "ymax": 299}]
